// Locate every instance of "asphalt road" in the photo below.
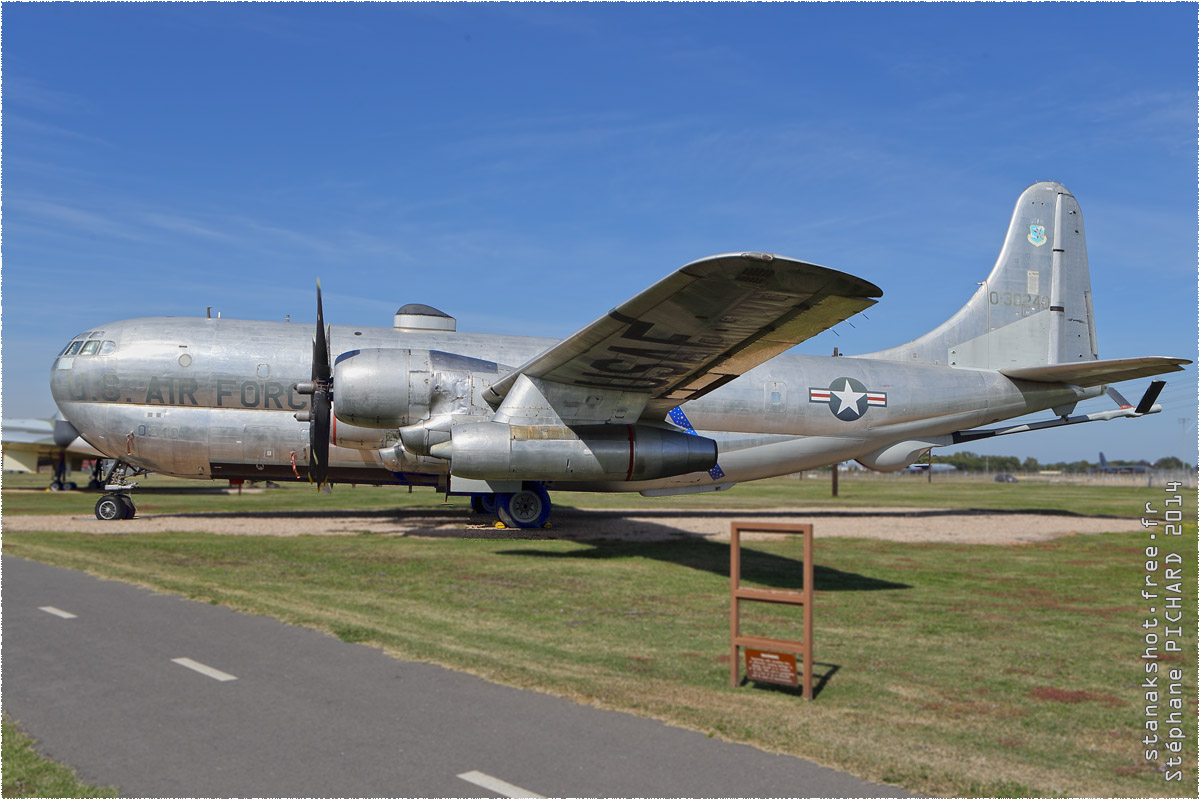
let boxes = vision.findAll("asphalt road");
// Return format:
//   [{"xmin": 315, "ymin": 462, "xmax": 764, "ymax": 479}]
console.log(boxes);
[{"xmin": 3, "ymin": 556, "xmax": 908, "ymax": 798}]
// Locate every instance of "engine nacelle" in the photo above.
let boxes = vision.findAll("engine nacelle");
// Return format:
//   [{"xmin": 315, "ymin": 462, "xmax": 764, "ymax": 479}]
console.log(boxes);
[
  {"xmin": 431, "ymin": 422, "xmax": 717, "ymax": 482},
  {"xmin": 329, "ymin": 415, "xmax": 400, "ymax": 450},
  {"xmin": 856, "ymin": 440, "xmax": 932, "ymax": 472},
  {"xmin": 333, "ymin": 349, "xmax": 433, "ymax": 428}
]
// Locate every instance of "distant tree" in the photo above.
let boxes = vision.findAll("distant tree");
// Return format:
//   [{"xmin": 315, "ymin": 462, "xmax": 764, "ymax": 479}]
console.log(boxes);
[
  {"xmin": 1022, "ymin": 457, "xmax": 1040, "ymax": 472},
  {"xmin": 1153, "ymin": 456, "xmax": 1193, "ymax": 471}
]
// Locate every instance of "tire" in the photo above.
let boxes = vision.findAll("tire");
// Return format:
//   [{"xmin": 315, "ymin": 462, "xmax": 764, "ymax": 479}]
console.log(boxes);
[
  {"xmin": 497, "ymin": 487, "xmax": 551, "ymax": 529},
  {"xmin": 65, "ymin": 482, "xmax": 78, "ymax": 491},
  {"xmin": 95, "ymin": 495, "xmax": 124, "ymax": 521},
  {"xmin": 49, "ymin": 481, "xmax": 64, "ymax": 492},
  {"xmin": 470, "ymin": 494, "xmax": 499, "ymax": 515},
  {"xmin": 117, "ymin": 495, "xmax": 136, "ymax": 519},
  {"xmin": 87, "ymin": 479, "xmax": 102, "ymax": 491}
]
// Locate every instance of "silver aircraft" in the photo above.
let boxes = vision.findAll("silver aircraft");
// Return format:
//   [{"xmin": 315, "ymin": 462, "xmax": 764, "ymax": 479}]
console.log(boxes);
[{"xmin": 51, "ymin": 182, "xmax": 1189, "ymax": 526}]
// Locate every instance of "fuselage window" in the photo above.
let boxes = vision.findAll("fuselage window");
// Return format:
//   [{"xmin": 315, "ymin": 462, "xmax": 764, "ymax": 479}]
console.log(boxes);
[
  {"xmin": 64, "ymin": 341, "xmax": 84, "ymax": 357},
  {"xmin": 99, "ymin": 341, "xmax": 117, "ymax": 355},
  {"xmin": 80, "ymin": 341, "xmax": 101, "ymax": 355}
]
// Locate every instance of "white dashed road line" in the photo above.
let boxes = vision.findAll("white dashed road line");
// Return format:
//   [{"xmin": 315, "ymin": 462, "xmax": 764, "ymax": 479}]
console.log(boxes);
[
  {"xmin": 457, "ymin": 770, "xmax": 544, "ymax": 798},
  {"xmin": 171, "ymin": 657, "xmax": 238, "ymax": 682},
  {"xmin": 38, "ymin": 606, "xmax": 77, "ymax": 619}
]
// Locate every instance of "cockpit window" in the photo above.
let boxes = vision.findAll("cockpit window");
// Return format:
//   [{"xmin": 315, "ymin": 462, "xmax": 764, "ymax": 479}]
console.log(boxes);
[
  {"xmin": 63, "ymin": 341, "xmax": 84, "ymax": 357},
  {"xmin": 99, "ymin": 341, "xmax": 116, "ymax": 356},
  {"xmin": 80, "ymin": 341, "xmax": 101, "ymax": 355},
  {"xmin": 88, "ymin": 331, "xmax": 104, "ymax": 340}
]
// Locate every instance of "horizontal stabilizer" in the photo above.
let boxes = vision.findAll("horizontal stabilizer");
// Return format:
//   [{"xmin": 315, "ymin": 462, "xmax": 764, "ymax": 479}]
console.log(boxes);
[{"xmin": 1001, "ymin": 356, "xmax": 1189, "ymax": 387}]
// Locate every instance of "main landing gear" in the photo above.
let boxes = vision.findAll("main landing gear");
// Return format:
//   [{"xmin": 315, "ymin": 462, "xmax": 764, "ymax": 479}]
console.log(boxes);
[
  {"xmin": 469, "ymin": 485, "xmax": 552, "ymax": 529},
  {"xmin": 93, "ymin": 460, "xmax": 144, "ymax": 521}
]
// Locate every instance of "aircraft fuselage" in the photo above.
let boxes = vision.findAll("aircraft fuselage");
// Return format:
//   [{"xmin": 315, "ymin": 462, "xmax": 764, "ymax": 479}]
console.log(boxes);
[{"xmin": 51, "ymin": 316, "xmax": 1097, "ymax": 492}]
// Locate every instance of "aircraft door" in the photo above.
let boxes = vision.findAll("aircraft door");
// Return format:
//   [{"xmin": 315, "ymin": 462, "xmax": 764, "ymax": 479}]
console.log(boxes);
[{"xmin": 765, "ymin": 381, "xmax": 787, "ymax": 413}]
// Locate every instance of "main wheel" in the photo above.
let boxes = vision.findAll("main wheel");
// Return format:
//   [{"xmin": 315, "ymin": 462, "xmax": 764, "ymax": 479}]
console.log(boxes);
[
  {"xmin": 470, "ymin": 494, "xmax": 499, "ymax": 514},
  {"xmin": 49, "ymin": 481, "xmax": 64, "ymax": 492},
  {"xmin": 95, "ymin": 495, "xmax": 125, "ymax": 521},
  {"xmin": 118, "ymin": 495, "xmax": 136, "ymax": 519},
  {"xmin": 497, "ymin": 487, "xmax": 551, "ymax": 529}
]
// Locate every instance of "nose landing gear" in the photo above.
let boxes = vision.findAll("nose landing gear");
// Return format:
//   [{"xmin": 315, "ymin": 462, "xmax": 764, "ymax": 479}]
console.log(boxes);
[
  {"xmin": 95, "ymin": 493, "xmax": 135, "ymax": 520},
  {"xmin": 92, "ymin": 460, "xmax": 145, "ymax": 521}
]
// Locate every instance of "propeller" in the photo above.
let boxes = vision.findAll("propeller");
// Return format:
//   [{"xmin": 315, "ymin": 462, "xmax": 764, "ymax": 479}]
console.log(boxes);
[{"xmin": 295, "ymin": 280, "xmax": 333, "ymax": 487}]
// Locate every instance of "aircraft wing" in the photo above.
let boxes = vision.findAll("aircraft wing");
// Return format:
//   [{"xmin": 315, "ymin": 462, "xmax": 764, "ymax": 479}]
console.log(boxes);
[
  {"xmin": 484, "ymin": 253, "xmax": 881, "ymax": 416},
  {"xmin": 1001, "ymin": 356, "xmax": 1190, "ymax": 387}
]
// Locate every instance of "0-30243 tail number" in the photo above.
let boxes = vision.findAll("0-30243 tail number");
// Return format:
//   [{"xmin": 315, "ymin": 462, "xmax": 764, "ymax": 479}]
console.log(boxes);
[{"xmin": 990, "ymin": 292, "xmax": 1050, "ymax": 309}]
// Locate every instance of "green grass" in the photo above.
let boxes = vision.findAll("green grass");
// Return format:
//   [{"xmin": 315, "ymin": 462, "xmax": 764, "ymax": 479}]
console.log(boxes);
[
  {"xmin": 1, "ymin": 715, "xmax": 117, "ymax": 798},
  {"xmin": 3, "ymin": 476, "xmax": 1196, "ymax": 797},
  {"xmin": 1, "ymin": 469, "xmax": 1164, "ymax": 518}
]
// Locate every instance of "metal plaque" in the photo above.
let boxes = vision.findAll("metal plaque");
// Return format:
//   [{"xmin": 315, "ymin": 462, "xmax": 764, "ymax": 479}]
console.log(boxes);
[{"xmin": 745, "ymin": 648, "xmax": 798, "ymax": 687}]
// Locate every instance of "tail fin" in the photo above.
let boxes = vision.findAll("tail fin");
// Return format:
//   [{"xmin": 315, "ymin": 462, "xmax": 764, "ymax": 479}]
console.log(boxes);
[
  {"xmin": 861, "ymin": 181, "xmax": 1098, "ymax": 369},
  {"xmin": 1099, "ymin": 452, "xmax": 1108, "ymax": 468}
]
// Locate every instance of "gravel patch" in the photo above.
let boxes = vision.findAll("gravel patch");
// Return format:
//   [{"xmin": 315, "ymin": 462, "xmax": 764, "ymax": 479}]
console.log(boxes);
[{"xmin": 2, "ymin": 506, "xmax": 1142, "ymax": 545}]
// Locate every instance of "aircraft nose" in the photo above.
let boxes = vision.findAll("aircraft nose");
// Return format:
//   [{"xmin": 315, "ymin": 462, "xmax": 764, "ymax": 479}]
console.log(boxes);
[{"xmin": 49, "ymin": 323, "xmax": 123, "ymax": 407}]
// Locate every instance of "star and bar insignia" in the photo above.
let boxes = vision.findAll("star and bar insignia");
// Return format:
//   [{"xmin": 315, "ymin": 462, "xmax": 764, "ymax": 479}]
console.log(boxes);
[{"xmin": 809, "ymin": 377, "xmax": 887, "ymax": 421}]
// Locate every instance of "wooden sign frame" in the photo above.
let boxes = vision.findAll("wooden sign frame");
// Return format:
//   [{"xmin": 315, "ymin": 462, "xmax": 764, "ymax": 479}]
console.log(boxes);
[{"xmin": 729, "ymin": 521, "xmax": 814, "ymax": 699}]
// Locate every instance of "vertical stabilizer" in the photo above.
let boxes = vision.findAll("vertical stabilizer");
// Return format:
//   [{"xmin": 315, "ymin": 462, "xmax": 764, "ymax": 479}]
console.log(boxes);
[{"xmin": 860, "ymin": 182, "xmax": 1098, "ymax": 369}]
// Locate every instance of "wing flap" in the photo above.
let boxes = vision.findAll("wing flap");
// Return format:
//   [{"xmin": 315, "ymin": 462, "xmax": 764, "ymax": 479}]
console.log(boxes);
[
  {"xmin": 485, "ymin": 253, "xmax": 881, "ymax": 412},
  {"xmin": 1001, "ymin": 356, "xmax": 1189, "ymax": 387}
]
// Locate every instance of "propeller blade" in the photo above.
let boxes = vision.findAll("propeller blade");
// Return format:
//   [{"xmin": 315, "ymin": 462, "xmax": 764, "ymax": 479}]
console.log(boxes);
[
  {"xmin": 310, "ymin": 385, "xmax": 331, "ymax": 487},
  {"xmin": 313, "ymin": 279, "xmax": 331, "ymax": 383},
  {"xmin": 308, "ymin": 279, "xmax": 333, "ymax": 487}
]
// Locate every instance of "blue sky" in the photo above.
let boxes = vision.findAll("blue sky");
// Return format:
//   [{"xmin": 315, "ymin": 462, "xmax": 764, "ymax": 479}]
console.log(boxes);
[{"xmin": 3, "ymin": 2, "xmax": 1196, "ymax": 465}]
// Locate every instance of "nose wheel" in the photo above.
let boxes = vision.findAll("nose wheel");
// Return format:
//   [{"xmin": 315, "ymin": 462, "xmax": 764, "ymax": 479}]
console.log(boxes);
[{"xmin": 95, "ymin": 494, "xmax": 135, "ymax": 521}]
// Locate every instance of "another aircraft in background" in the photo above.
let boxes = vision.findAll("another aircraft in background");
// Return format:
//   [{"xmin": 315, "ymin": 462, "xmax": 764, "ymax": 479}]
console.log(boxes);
[
  {"xmin": 1, "ymin": 417, "xmax": 104, "ymax": 490},
  {"xmin": 49, "ymin": 182, "xmax": 1189, "ymax": 524},
  {"xmin": 1093, "ymin": 452, "xmax": 1151, "ymax": 474}
]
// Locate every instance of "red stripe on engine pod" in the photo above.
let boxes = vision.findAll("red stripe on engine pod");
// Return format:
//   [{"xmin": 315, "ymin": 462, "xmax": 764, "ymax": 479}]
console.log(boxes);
[{"xmin": 626, "ymin": 425, "xmax": 635, "ymax": 482}]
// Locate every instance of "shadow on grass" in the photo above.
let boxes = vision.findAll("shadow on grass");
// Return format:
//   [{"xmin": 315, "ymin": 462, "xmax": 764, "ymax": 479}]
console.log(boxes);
[
  {"xmin": 734, "ymin": 662, "xmax": 841, "ymax": 699},
  {"xmin": 495, "ymin": 533, "xmax": 911, "ymax": 592},
  {"xmin": 555, "ymin": 506, "xmax": 1120, "ymax": 520},
  {"xmin": 151, "ymin": 503, "xmax": 1113, "ymax": 523}
]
